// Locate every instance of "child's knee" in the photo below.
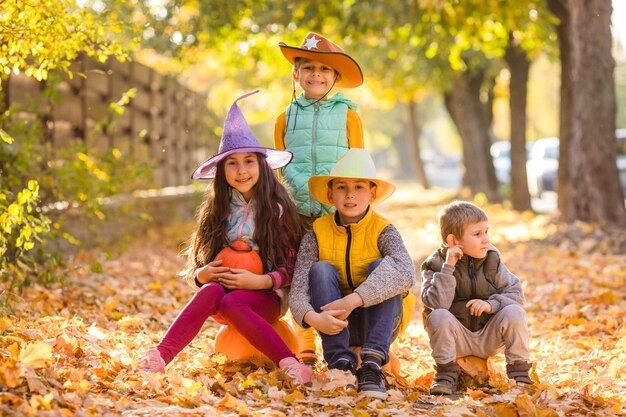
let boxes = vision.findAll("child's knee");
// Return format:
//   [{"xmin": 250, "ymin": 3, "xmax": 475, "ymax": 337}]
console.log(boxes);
[
  {"xmin": 196, "ymin": 282, "xmax": 226, "ymax": 302},
  {"xmin": 310, "ymin": 261, "xmax": 336, "ymax": 276},
  {"xmin": 309, "ymin": 261, "xmax": 338, "ymax": 288},
  {"xmin": 426, "ymin": 309, "xmax": 457, "ymax": 330},
  {"xmin": 500, "ymin": 304, "xmax": 527, "ymax": 327},
  {"xmin": 217, "ymin": 291, "xmax": 244, "ymax": 318}
]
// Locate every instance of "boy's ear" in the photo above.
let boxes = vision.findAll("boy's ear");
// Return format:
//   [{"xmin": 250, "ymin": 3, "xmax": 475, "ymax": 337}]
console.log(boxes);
[
  {"xmin": 326, "ymin": 187, "xmax": 334, "ymax": 205},
  {"xmin": 445, "ymin": 234, "xmax": 457, "ymax": 247},
  {"xmin": 292, "ymin": 68, "xmax": 300, "ymax": 82},
  {"xmin": 369, "ymin": 185, "xmax": 377, "ymax": 202}
]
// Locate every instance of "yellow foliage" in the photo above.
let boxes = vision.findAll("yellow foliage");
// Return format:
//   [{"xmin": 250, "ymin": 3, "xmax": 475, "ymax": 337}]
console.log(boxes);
[
  {"xmin": 0, "ymin": 360, "xmax": 21, "ymax": 388},
  {"xmin": 0, "ymin": 0, "xmax": 137, "ymax": 84},
  {"xmin": 1, "ymin": 193, "xmax": 625, "ymax": 415},
  {"xmin": 217, "ymin": 393, "xmax": 250, "ymax": 415},
  {"xmin": 282, "ymin": 390, "xmax": 305, "ymax": 404},
  {"xmin": 19, "ymin": 342, "xmax": 53, "ymax": 368}
]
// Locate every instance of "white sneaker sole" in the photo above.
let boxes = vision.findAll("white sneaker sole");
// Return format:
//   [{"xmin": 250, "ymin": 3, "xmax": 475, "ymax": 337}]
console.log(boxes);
[{"xmin": 360, "ymin": 389, "xmax": 388, "ymax": 400}]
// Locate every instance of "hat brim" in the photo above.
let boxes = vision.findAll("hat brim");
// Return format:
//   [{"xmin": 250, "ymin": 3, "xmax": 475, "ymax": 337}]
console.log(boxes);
[
  {"xmin": 279, "ymin": 44, "xmax": 363, "ymax": 88},
  {"xmin": 308, "ymin": 175, "xmax": 396, "ymax": 206},
  {"xmin": 191, "ymin": 147, "xmax": 293, "ymax": 179}
]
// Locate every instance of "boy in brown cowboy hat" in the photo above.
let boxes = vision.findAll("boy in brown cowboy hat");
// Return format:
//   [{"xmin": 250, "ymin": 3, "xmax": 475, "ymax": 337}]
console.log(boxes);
[
  {"xmin": 274, "ymin": 31, "xmax": 366, "ymax": 367},
  {"xmin": 288, "ymin": 149, "xmax": 416, "ymax": 400}
]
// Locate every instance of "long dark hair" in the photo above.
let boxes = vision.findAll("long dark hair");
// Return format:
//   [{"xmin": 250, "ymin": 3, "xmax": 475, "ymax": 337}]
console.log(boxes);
[{"xmin": 183, "ymin": 152, "xmax": 306, "ymax": 283}]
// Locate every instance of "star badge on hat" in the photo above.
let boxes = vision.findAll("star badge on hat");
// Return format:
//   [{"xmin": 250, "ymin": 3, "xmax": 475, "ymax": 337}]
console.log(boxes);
[
  {"xmin": 304, "ymin": 34, "xmax": 320, "ymax": 50},
  {"xmin": 278, "ymin": 32, "xmax": 364, "ymax": 88}
]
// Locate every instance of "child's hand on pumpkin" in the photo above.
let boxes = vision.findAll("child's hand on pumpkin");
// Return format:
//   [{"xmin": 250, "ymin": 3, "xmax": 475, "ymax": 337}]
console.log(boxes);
[
  {"xmin": 195, "ymin": 260, "xmax": 230, "ymax": 285},
  {"xmin": 218, "ymin": 268, "xmax": 273, "ymax": 290}
]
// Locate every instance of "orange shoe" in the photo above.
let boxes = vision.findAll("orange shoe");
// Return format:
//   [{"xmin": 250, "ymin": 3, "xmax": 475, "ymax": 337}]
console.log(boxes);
[{"xmin": 299, "ymin": 351, "xmax": 318, "ymax": 367}]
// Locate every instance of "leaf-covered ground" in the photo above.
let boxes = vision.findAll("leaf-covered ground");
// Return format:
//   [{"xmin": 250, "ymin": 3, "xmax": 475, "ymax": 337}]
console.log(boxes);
[{"xmin": 1, "ymin": 185, "xmax": 625, "ymax": 416}]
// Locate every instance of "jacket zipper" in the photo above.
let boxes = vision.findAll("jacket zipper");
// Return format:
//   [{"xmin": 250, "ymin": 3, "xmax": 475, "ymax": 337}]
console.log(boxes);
[
  {"xmin": 469, "ymin": 259, "xmax": 477, "ymax": 330},
  {"xmin": 344, "ymin": 225, "xmax": 354, "ymax": 290},
  {"xmin": 310, "ymin": 102, "xmax": 319, "ymax": 216}
]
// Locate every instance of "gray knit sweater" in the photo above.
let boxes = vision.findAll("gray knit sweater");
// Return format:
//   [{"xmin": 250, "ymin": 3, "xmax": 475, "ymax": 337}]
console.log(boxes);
[{"xmin": 289, "ymin": 224, "xmax": 417, "ymax": 327}]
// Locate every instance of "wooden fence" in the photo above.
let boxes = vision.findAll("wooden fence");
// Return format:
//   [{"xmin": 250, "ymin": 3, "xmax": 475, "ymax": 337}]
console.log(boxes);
[{"xmin": 3, "ymin": 55, "xmax": 215, "ymax": 188}]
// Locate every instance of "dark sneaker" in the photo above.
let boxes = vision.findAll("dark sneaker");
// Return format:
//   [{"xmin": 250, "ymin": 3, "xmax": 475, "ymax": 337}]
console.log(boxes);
[
  {"xmin": 506, "ymin": 361, "xmax": 533, "ymax": 386},
  {"xmin": 356, "ymin": 362, "xmax": 387, "ymax": 400},
  {"xmin": 330, "ymin": 358, "xmax": 357, "ymax": 389},
  {"xmin": 429, "ymin": 362, "xmax": 460, "ymax": 395},
  {"xmin": 332, "ymin": 358, "xmax": 357, "ymax": 375}
]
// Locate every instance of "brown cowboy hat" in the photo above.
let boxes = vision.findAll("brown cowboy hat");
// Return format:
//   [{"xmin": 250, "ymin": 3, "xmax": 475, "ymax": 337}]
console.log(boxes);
[{"xmin": 279, "ymin": 32, "xmax": 364, "ymax": 88}]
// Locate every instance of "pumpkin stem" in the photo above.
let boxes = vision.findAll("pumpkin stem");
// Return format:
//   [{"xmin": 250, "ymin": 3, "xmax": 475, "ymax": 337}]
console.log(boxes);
[{"xmin": 228, "ymin": 240, "xmax": 252, "ymax": 252}]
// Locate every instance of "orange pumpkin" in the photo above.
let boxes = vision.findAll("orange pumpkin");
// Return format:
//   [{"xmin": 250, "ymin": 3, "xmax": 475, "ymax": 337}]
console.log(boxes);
[
  {"xmin": 214, "ymin": 319, "xmax": 299, "ymax": 362},
  {"xmin": 215, "ymin": 240, "xmax": 263, "ymax": 274}
]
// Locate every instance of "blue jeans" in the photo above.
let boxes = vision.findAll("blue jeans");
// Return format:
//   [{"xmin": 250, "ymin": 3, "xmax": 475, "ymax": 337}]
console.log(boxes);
[{"xmin": 308, "ymin": 260, "xmax": 402, "ymax": 367}]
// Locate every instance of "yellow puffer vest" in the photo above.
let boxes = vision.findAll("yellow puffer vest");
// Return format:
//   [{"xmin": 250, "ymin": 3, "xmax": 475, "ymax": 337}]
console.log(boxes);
[
  {"xmin": 313, "ymin": 208, "xmax": 389, "ymax": 294},
  {"xmin": 313, "ymin": 208, "xmax": 416, "ymax": 336}
]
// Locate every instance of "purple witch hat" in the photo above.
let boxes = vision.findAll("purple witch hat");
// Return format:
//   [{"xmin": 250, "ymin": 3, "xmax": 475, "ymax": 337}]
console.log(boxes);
[{"xmin": 191, "ymin": 90, "xmax": 293, "ymax": 179}]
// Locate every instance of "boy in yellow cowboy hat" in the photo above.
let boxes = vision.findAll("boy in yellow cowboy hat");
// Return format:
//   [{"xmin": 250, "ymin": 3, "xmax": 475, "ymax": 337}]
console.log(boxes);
[
  {"xmin": 288, "ymin": 149, "xmax": 417, "ymax": 400},
  {"xmin": 274, "ymin": 31, "xmax": 366, "ymax": 367}
]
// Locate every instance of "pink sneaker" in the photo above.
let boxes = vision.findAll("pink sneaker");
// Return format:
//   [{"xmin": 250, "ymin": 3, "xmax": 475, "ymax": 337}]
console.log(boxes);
[
  {"xmin": 279, "ymin": 356, "xmax": 313, "ymax": 385},
  {"xmin": 139, "ymin": 349, "xmax": 166, "ymax": 373}
]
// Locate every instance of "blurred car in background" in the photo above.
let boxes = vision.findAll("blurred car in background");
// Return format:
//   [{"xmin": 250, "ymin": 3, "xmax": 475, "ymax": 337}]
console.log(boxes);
[
  {"xmin": 422, "ymin": 150, "xmax": 463, "ymax": 190},
  {"xmin": 490, "ymin": 141, "xmax": 534, "ymax": 185},
  {"xmin": 490, "ymin": 141, "xmax": 511, "ymax": 185},
  {"xmin": 526, "ymin": 130, "xmax": 626, "ymax": 198},
  {"xmin": 617, "ymin": 129, "xmax": 626, "ymax": 194},
  {"xmin": 526, "ymin": 137, "xmax": 559, "ymax": 198}
]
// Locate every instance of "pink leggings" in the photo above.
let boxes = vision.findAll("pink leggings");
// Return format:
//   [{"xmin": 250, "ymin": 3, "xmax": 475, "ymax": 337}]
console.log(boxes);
[{"xmin": 156, "ymin": 283, "xmax": 295, "ymax": 366}]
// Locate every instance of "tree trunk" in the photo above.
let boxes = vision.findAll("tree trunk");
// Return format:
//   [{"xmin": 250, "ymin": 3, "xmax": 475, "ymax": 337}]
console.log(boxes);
[
  {"xmin": 471, "ymin": 75, "xmax": 501, "ymax": 200},
  {"xmin": 505, "ymin": 34, "xmax": 532, "ymax": 211},
  {"xmin": 1, "ymin": 76, "xmax": 9, "ymax": 113},
  {"xmin": 393, "ymin": 129, "xmax": 417, "ymax": 181},
  {"xmin": 549, "ymin": 0, "xmax": 574, "ymax": 218},
  {"xmin": 548, "ymin": 0, "xmax": 625, "ymax": 224},
  {"xmin": 444, "ymin": 71, "xmax": 500, "ymax": 202},
  {"xmin": 406, "ymin": 100, "xmax": 430, "ymax": 189}
]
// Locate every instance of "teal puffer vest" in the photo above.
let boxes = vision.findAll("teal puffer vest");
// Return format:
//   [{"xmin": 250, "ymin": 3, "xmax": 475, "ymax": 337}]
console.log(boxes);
[
  {"xmin": 281, "ymin": 93, "xmax": 357, "ymax": 217},
  {"xmin": 421, "ymin": 247, "xmax": 501, "ymax": 332}
]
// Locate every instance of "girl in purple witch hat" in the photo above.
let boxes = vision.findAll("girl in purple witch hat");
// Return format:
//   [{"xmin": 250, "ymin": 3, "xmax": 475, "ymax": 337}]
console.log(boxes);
[{"xmin": 140, "ymin": 90, "xmax": 312, "ymax": 385}]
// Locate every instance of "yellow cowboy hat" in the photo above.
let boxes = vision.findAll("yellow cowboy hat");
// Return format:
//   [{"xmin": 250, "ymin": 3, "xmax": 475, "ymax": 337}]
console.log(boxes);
[
  {"xmin": 308, "ymin": 149, "xmax": 396, "ymax": 206},
  {"xmin": 279, "ymin": 32, "xmax": 364, "ymax": 88}
]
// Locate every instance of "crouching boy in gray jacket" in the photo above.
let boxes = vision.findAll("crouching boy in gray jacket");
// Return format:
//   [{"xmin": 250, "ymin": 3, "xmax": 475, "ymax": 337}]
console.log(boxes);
[{"xmin": 421, "ymin": 201, "xmax": 533, "ymax": 395}]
